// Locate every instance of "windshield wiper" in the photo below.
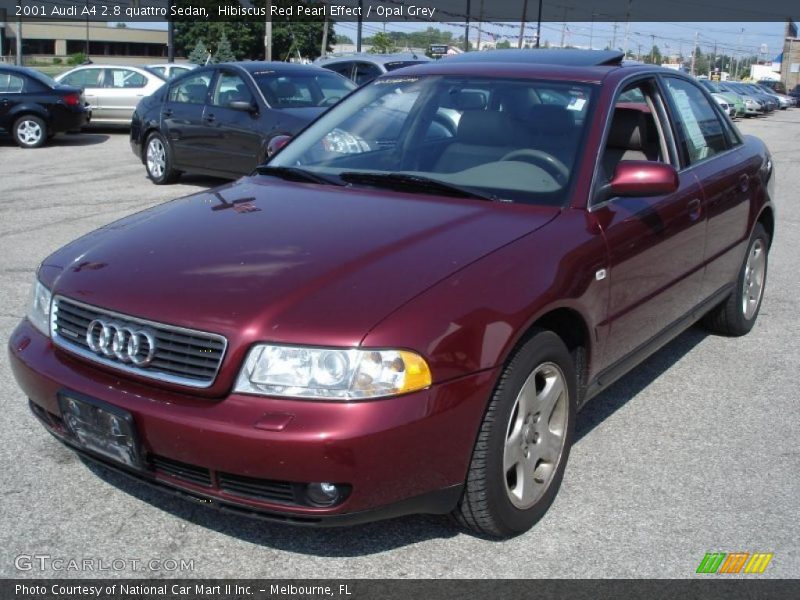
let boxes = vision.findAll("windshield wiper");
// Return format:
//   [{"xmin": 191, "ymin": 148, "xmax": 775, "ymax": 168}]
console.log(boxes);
[
  {"xmin": 256, "ymin": 165, "xmax": 345, "ymax": 186},
  {"xmin": 338, "ymin": 172, "xmax": 498, "ymax": 202}
]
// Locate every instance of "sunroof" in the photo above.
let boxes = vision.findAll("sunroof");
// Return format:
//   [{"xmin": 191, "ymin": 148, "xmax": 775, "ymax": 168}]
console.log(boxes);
[{"xmin": 442, "ymin": 49, "xmax": 625, "ymax": 67}]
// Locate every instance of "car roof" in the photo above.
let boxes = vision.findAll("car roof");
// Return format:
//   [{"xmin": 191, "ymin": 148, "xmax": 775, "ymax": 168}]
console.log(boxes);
[
  {"xmin": 317, "ymin": 52, "xmax": 430, "ymax": 65},
  {"xmin": 225, "ymin": 61, "xmax": 336, "ymax": 75},
  {"xmin": 441, "ymin": 49, "xmax": 625, "ymax": 66}
]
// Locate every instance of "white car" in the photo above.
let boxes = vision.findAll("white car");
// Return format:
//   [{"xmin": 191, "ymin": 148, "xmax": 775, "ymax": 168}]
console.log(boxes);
[
  {"xmin": 55, "ymin": 65, "xmax": 165, "ymax": 126},
  {"xmin": 146, "ymin": 63, "xmax": 197, "ymax": 80},
  {"xmin": 711, "ymin": 93, "xmax": 735, "ymax": 117}
]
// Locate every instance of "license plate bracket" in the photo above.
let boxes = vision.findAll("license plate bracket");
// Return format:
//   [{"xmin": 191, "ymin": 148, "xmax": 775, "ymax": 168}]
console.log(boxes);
[{"xmin": 58, "ymin": 392, "xmax": 141, "ymax": 469}]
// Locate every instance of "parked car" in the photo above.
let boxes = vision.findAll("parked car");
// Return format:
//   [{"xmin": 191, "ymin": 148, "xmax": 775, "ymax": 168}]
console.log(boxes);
[
  {"xmin": 11, "ymin": 50, "xmax": 775, "ymax": 537},
  {"xmin": 719, "ymin": 82, "xmax": 767, "ymax": 116},
  {"xmin": 789, "ymin": 84, "xmax": 800, "ymax": 101},
  {"xmin": 758, "ymin": 79, "xmax": 786, "ymax": 94},
  {"xmin": 145, "ymin": 63, "xmax": 197, "ymax": 81},
  {"xmin": 130, "ymin": 61, "xmax": 356, "ymax": 183},
  {"xmin": 316, "ymin": 52, "xmax": 430, "ymax": 85},
  {"xmin": 0, "ymin": 65, "xmax": 90, "ymax": 148},
  {"xmin": 55, "ymin": 65, "xmax": 165, "ymax": 126},
  {"xmin": 727, "ymin": 82, "xmax": 777, "ymax": 113},
  {"xmin": 697, "ymin": 78, "xmax": 745, "ymax": 117},
  {"xmin": 711, "ymin": 93, "xmax": 736, "ymax": 117},
  {"xmin": 753, "ymin": 83, "xmax": 794, "ymax": 109}
]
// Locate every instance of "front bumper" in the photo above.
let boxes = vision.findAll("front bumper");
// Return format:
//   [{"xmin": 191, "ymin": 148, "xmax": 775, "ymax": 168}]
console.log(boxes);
[{"xmin": 9, "ymin": 320, "xmax": 497, "ymax": 525}]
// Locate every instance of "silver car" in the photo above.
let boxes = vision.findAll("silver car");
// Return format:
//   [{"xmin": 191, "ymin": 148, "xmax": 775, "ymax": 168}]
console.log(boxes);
[
  {"xmin": 146, "ymin": 63, "xmax": 197, "ymax": 80},
  {"xmin": 55, "ymin": 65, "xmax": 165, "ymax": 126}
]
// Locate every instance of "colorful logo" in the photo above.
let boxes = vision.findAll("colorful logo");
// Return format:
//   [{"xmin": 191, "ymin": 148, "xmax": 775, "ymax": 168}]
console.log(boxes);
[{"xmin": 696, "ymin": 552, "xmax": 773, "ymax": 574}]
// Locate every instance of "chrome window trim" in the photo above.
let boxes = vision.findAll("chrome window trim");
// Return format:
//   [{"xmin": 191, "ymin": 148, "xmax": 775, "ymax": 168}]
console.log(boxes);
[{"xmin": 50, "ymin": 295, "xmax": 228, "ymax": 389}]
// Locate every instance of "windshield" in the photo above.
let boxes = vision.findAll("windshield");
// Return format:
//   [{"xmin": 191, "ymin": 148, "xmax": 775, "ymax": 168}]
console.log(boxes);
[
  {"xmin": 251, "ymin": 71, "xmax": 356, "ymax": 109},
  {"xmin": 269, "ymin": 75, "xmax": 594, "ymax": 206}
]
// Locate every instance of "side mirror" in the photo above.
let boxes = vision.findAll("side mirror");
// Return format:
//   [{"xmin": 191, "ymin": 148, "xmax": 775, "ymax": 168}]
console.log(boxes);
[
  {"xmin": 605, "ymin": 161, "xmax": 679, "ymax": 199},
  {"xmin": 267, "ymin": 135, "xmax": 292, "ymax": 158},
  {"xmin": 229, "ymin": 101, "xmax": 257, "ymax": 114}
]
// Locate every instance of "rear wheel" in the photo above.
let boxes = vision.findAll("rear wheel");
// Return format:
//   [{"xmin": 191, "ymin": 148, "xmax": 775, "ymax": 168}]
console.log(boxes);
[
  {"xmin": 145, "ymin": 132, "xmax": 179, "ymax": 184},
  {"xmin": 453, "ymin": 329, "xmax": 576, "ymax": 537},
  {"xmin": 13, "ymin": 115, "xmax": 47, "ymax": 148},
  {"xmin": 703, "ymin": 223, "xmax": 769, "ymax": 336}
]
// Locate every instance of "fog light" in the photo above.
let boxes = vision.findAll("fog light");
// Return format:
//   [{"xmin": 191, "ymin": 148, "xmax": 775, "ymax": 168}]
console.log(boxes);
[{"xmin": 305, "ymin": 482, "xmax": 341, "ymax": 507}]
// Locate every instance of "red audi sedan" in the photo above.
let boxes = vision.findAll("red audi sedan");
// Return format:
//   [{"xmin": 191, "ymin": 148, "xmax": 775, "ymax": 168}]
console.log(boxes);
[{"xmin": 9, "ymin": 50, "xmax": 775, "ymax": 537}]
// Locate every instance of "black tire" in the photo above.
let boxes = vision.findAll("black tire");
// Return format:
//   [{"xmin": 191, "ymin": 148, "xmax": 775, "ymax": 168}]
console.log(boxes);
[
  {"xmin": 453, "ymin": 329, "xmax": 577, "ymax": 538},
  {"xmin": 12, "ymin": 115, "xmax": 47, "ymax": 149},
  {"xmin": 144, "ymin": 132, "xmax": 179, "ymax": 184},
  {"xmin": 703, "ymin": 223, "xmax": 769, "ymax": 336}
]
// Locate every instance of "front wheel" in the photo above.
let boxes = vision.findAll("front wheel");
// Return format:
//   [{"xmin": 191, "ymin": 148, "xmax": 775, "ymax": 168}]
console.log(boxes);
[
  {"xmin": 703, "ymin": 222, "xmax": 769, "ymax": 336},
  {"xmin": 453, "ymin": 329, "xmax": 576, "ymax": 538},
  {"xmin": 13, "ymin": 115, "xmax": 47, "ymax": 148},
  {"xmin": 145, "ymin": 132, "xmax": 179, "ymax": 184}
]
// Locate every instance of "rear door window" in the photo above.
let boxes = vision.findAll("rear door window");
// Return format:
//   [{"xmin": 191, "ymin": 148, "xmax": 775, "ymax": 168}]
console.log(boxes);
[
  {"xmin": 662, "ymin": 77, "xmax": 729, "ymax": 165},
  {"xmin": 0, "ymin": 73, "xmax": 25, "ymax": 93},
  {"xmin": 61, "ymin": 68, "xmax": 102, "ymax": 88},
  {"xmin": 168, "ymin": 72, "xmax": 212, "ymax": 104}
]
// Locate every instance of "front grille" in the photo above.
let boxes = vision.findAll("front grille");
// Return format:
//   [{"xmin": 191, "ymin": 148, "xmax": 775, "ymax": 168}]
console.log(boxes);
[
  {"xmin": 218, "ymin": 472, "xmax": 298, "ymax": 505},
  {"xmin": 51, "ymin": 296, "xmax": 227, "ymax": 388},
  {"xmin": 151, "ymin": 455, "xmax": 213, "ymax": 487}
]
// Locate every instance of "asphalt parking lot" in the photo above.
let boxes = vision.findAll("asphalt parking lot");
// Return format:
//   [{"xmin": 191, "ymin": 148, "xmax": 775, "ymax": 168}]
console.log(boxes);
[{"xmin": 0, "ymin": 113, "xmax": 798, "ymax": 579}]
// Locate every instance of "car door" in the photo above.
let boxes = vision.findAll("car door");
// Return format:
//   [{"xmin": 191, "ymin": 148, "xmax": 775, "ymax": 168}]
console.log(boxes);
[
  {"xmin": 58, "ymin": 67, "xmax": 102, "ymax": 117},
  {"xmin": 592, "ymin": 78, "xmax": 707, "ymax": 368},
  {"xmin": 101, "ymin": 68, "xmax": 150, "ymax": 123},
  {"xmin": 161, "ymin": 69, "xmax": 214, "ymax": 169},
  {"xmin": 659, "ymin": 76, "xmax": 754, "ymax": 303},
  {"xmin": 202, "ymin": 69, "xmax": 264, "ymax": 175},
  {"xmin": 0, "ymin": 71, "xmax": 23, "ymax": 130}
]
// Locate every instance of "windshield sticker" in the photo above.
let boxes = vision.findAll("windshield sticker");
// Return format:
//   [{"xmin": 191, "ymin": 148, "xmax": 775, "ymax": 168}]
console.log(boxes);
[
  {"xmin": 671, "ymin": 88, "xmax": 709, "ymax": 160},
  {"xmin": 374, "ymin": 77, "xmax": 419, "ymax": 85},
  {"xmin": 567, "ymin": 97, "xmax": 587, "ymax": 111}
]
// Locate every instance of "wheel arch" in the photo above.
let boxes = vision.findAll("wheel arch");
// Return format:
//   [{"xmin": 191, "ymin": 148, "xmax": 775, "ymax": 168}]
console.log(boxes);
[
  {"xmin": 756, "ymin": 205, "xmax": 774, "ymax": 249},
  {"xmin": 503, "ymin": 306, "xmax": 592, "ymax": 405}
]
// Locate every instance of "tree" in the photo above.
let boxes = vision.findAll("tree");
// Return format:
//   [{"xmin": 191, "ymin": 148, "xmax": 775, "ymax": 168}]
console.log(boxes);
[
  {"xmin": 214, "ymin": 31, "xmax": 236, "ymax": 63},
  {"xmin": 335, "ymin": 34, "xmax": 353, "ymax": 45},
  {"xmin": 188, "ymin": 39, "xmax": 210, "ymax": 65},
  {"xmin": 368, "ymin": 32, "xmax": 397, "ymax": 54},
  {"xmin": 647, "ymin": 45, "xmax": 662, "ymax": 65},
  {"xmin": 115, "ymin": 22, "xmax": 127, "ymax": 28},
  {"xmin": 175, "ymin": 15, "xmax": 334, "ymax": 62},
  {"xmin": 496, "ymin": 40, "xmax": 511, "ymax": 49}
]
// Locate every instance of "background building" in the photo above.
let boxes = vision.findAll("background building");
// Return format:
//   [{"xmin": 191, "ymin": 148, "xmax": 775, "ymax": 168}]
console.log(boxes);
[
  {"xmin": 781, "ymin": 20, "xmax": 800, "ymax": 90},
  {"xmin": 1, "ymin": 22, "xmax": 167, "ymax": 65}
]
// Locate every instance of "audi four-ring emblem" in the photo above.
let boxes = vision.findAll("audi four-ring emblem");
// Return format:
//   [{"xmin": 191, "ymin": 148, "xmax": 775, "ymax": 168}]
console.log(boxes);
[{"xmin": 86, "ymin": 319, "xmax": 156, "ymax": 366}]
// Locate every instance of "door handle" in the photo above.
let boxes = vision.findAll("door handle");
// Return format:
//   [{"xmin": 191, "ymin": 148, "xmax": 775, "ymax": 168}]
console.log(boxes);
[
  {"xmin": 163, "ymin": 109, "xmax": 173, "ymax": 117},
  {"xmin": 739, "ymin": 174, "xmax": 750, "ymax": 192},
  {"xmin": 687, "ymin": 198, "xmax": 702, "ymax": 221},
  {"xmin": 204, "ymin": 114, "xmax": 216, "ymax": 123}
]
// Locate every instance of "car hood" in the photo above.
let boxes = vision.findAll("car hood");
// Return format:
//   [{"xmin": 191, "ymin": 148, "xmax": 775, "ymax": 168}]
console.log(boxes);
[{"xmin": 43, "ymin": 177, "xmax": 559, "ymax": 349}]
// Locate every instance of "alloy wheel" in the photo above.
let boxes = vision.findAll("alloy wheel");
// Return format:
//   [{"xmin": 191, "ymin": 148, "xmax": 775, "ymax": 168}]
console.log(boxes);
[
  {"xmin": 742, "ymin": 238, "xmax": 766, "ymax": 320},
  {"xmin": 146, "ymin": 137, "xmax": 166, "ymax": 179},
  {"xmin": 503, "ymin": 361, "xmax": 569, "ymax": 509},
  {"xmin": 17, "ymin": 120, "xmax": 43, "ymax": 146}
]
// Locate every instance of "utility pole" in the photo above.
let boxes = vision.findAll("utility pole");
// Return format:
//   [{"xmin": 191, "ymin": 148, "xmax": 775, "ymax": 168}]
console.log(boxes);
[
  {"xmin": 15, "ymin": 1, "xmax": 22, "ymax": 66},
  {"xmin": 535, "ymin": 0, "xmax": 542, "ymax": 48},
  {"xmin": 464, "ymin": 0, "xmax": 471, "ymax": 52},
  {"xmin": 475, "ymin": 0, "xmax": 484, "ymax": 51},
  {"xmin": 560, "ymin": 22, "xmax": 567, "ymax": 48},
  {"xmin": 84, "ymin": 0, "xmax": 89, "ymax": 57},
  {"xmin": 167, "ymin": 0, "xmax": 174, "ymax": 63},
  {"xmin": 650, "ymin": 34, "xmax": 655, "ymax": 64},
  {"xmin": 589, "ymin": 13, "xmax": 595, "ymax": 50},
  {"xmin": 264, "ymin": 0, "xmax": 272, "ymax": 60},
  {"xmin": 622, "ymin": 0, "xmax": 631, "ymax": 58},
  {"xmin": 690, "ymin": 30, "xmax": 698, "ymax": 75},
  {"xmin": 517, "ymin": 0, "xmax": 528, "ymax": 49},
  {"xmin": 356, "ymin": 0, "xmax": 363, "ymax": 52},
  {"xmin": 320, "ymin": 16, "xmax": 329, "ymax": 58},
  {"xmin": 611, "ymin": 22, "xmax": 618, "ymax": 50}
]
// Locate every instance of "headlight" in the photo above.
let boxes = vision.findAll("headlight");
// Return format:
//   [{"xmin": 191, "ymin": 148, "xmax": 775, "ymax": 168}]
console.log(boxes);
[
  {"xmin": 234, "ymin": 345, "xmax": 432, "ymax": 400},
  {"xmin": 27, "ymin": 277, "xmax": 52, "ymax": 337}
]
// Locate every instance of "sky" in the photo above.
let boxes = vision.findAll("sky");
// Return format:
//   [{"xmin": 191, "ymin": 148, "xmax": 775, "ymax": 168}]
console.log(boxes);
[{"xmin": 125, "ymin": 20, "xmax": 788, "ymax": 60}]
